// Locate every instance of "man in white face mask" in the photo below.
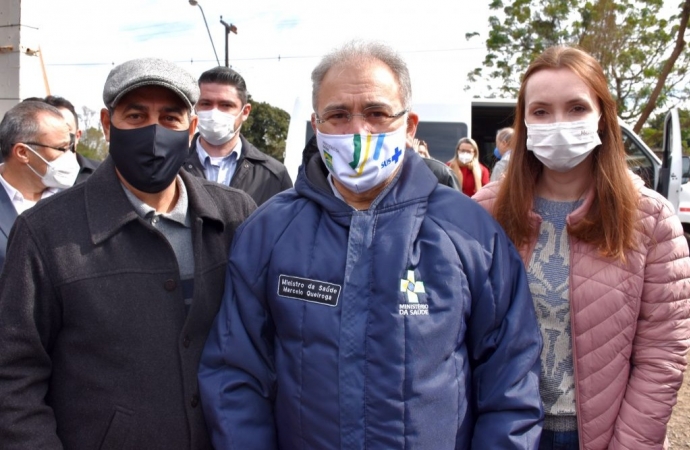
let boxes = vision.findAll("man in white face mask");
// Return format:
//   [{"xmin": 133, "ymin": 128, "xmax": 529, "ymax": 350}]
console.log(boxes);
[
  {"xmin": 199, "ymin": 40, "xmax": 544, "ymax": 450},
  {"xmin": 0, "ymin": 101, "xmax": 78, "ymax": 271},
  {"xmin": 183, "ymin": 66, "xmax": 293, "ymax": 206}
]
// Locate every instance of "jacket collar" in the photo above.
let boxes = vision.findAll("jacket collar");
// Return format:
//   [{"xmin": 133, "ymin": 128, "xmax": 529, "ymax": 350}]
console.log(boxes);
[
  {"xmin": 0, "ymin": 186, "xmax": 17, "ymax": 238},
  {"xmin": 189, "ymin": 133, "xmax": 269, "ymax": 164},
  {"xmin": 565, "ymin": 184, "xmax": 596, "ymax": 226},
  {"xmin": 85, "ymin": 157, "xmax": 225, "ymax": 245},
  {"xmin": 566, "ymin": 172, "xmax": 645, "ymax": 226},
  {"xmin": 76, "ymin": 153, "xmax": 100, "ymax": 173}
]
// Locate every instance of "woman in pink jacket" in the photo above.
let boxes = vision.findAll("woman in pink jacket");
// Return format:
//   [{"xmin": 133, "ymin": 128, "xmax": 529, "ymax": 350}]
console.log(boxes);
[{"xmin": 473, "ymin": 45, "xmax": 690, "ymax": 450}]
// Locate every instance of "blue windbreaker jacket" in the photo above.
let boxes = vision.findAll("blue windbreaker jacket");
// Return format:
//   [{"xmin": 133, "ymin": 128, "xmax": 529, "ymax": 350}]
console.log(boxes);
[{"xmin": 199, "ymin": 139, "xmax": 543, "ymax": 449}]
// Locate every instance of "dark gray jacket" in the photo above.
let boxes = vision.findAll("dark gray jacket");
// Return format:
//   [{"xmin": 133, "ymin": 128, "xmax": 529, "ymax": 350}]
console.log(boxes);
[
  {"xmin": 184, "ymin": 133, "xmax": 293, "ymax": 206},
  {"xmin": 422, "ymin": 157, "xmax": 461, "ymax": 191},
  {"xmin": 75, "ymin": 153, "xmax": 101, "ymax": 185},
  {"xmin": 0, "ymin": 157, "xmax": 256, "ymax": 450}
]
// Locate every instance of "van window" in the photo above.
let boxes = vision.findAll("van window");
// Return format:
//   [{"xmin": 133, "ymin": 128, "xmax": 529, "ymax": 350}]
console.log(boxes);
[
  {"xmin": 622, "ymin": 132, "xmax": 655, "ymax": 188},
  {"xmin": 415, "ymin": 122, "xmax": 468, "ymax": 163}
]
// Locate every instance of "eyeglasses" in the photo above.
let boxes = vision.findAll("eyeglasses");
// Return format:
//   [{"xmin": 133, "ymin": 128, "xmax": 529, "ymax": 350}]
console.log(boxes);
[
  {"xmin": 22, "ymin": 133, "xmax": 76, "ymax": 153},
  {"xmin": 315, "ymin": 107, "xmax": 408, "ymax": 127}
]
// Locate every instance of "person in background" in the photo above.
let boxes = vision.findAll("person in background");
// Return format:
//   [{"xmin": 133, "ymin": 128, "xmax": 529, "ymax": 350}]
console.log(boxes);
[
  {"xmin": 448, "ymin": 137, "xmax": 489, "ymax": 196},
  {"xmin": 412, "ymin": 137, "xmax": 431, "ymax": 158},
  {"xmin": 184, "ymin": 66, "xmax": 292, "ymax": 206},
  {"xmin": 412, "ymin": 137, "xmax": 461, "ymax": 190},
  {"xmin": 42, "ymin": 95, "xmax": 101, "ymax": 184},
  {"xmin": 474, "ymin": 45, "xmax": 690, "ymax": 450},
  {"xmin": 198, "ymin": 39, "xmax": 543, "ymax": 450},
  {"xmin": 490, "ymin": 127, "xmax": 513, "ymax": 182},
  {"xmin": 0, "ymin": 101, "xmax": 79, "ymax": 271},
  {"xmin": 0, "ymin": 57, "xmax": 255, "ymax": 450}
]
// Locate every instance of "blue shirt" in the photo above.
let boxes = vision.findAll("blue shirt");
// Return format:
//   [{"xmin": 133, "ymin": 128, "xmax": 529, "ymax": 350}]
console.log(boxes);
[{"xmin": 196, "ymin": 139, "xmax": 243, "ymax": 186}]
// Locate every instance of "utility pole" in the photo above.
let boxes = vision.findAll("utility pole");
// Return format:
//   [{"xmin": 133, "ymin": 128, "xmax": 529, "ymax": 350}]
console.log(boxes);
[
  {"xmin": 219, "ymin": 16, "xmax": 237, "ymax": 68},
  {"xmin": 0, "ymin": 0, "xmax": 47, "ymax": 118}
]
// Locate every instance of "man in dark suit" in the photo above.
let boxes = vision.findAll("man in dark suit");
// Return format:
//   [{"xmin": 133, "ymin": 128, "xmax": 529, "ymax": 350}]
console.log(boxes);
[
  {"xmin": 0, "ymin": 101, "xmax": 79, "ymax": 270},
  {"xmin": 183, "ymin": 66, "xmax": 292, "ymax": 206}
]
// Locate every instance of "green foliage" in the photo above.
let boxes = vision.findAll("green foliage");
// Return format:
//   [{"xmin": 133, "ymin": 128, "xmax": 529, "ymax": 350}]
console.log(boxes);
[
  {"xmin": 468, "ymin": 0, "xmax": 690, "ymax": 125},
  {"xmin": 640, "ymin": 109, "xmax": 690, "ymax": 153},
  {"xmin": 242, "ymin": 96, "xmax": 290, "ymax": 163},
  {"xmin": 77, "ymin": 126, "xmax": 108, "ymax": 161}
]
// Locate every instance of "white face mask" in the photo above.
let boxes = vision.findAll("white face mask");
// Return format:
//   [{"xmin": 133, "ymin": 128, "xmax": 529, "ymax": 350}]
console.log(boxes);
[
  {"xmin": 526, "ymin": 116, "xmax": 601, "ymax": 172},
  {"xmin": 316, "ymin": 125, "xmax": 407, "ymax": 194},
  {"xmin": 25, "ymin": 145, "xmax": 80, "ymax": 189},
  {"xmin": 457, "ymin": 152, "xmax": 473, "ymax": 165},
  {"xmin": 197, "ymin": 109, "xmax": 241, "ymax": 145}
]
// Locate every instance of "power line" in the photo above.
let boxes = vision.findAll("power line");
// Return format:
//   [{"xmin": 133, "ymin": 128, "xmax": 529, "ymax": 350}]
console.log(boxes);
[{"xmin": 43, "ymin": 46, "xmax": 485, "ymax": 68}]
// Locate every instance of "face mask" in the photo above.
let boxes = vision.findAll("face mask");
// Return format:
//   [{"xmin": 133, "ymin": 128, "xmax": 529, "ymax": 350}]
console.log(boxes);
[
  {"xmin": 457, "ymin": 152, "xmax": 473, "ymax": 165},
  {"xmin": 197, "ymin": 109, "xmax": 240, "ymax": 145},
  {"xmin": 109, "ymin": 123, "xmax": 190, "ymax": 193},
  {"xmin": 493, "ymin": 147, "xmax": 502, "ymax": 160},
  {"xmin": 526, "ymin": 117, "xmax": 601, "ymax": 172},
  {"xmin": 25, "ymin": 145, "xmax": 80, "ymax": 189},
  {"xmin": 316, "ymin": 125, "xmax": 407, "ymax": 194}
]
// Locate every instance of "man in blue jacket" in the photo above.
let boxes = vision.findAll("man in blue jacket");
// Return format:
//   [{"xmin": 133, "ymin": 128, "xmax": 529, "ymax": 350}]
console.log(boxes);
[{"xmin": 199, "ymin": 40, "xmax": 543, "ymax": 449}]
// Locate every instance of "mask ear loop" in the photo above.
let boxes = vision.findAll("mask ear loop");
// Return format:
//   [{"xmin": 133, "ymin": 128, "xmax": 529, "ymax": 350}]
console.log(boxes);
[{"xmin": 21, "ymin": 144, "xmax": 52, "ymax": 181}]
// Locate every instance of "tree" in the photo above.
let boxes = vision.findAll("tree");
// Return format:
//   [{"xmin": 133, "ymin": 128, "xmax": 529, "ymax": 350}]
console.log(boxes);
[
  {"xmin": 242, "ymin": 96, "xmax": 290, "ymax": 163},
  {"xmin": 80, "ymin": 106, "xmax": 99, "ymax": 131},
  {"xmin": 76, "ymin": 106, "xmax": 108, "ymax": 161},
  {"xmin": 641, "ymin": 108, "xmax": 690, "ymax": 153},
  {"xmin": 77, "ymin": 126, "xmax": 108, "ymax": 161},
  {"xmin": 468, "ymin": 0, "xmax": 690, "ymax": 132}
]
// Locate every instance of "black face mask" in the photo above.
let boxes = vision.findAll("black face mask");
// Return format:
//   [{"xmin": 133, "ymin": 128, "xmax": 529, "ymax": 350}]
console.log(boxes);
[{"xmin": 109, "ymin": 123, "xmax": 190, "ymax": 193}]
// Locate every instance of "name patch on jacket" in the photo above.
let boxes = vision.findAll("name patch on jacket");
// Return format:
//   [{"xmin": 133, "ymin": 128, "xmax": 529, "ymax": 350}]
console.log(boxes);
[{"xmin": 278, "ymin": 275, "xmax": 341, "ymax": 307}]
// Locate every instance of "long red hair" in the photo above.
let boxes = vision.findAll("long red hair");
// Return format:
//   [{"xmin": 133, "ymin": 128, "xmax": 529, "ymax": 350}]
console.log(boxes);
[{"xmin": 494, "ymin": 46, "xmax": 638, "ymax": 260}]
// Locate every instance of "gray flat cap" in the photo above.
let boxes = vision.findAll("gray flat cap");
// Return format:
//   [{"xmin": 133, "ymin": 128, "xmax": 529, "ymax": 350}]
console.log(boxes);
[{"xmin": 103, "ymin": 58, "xmax": 199, "ymax": 110}]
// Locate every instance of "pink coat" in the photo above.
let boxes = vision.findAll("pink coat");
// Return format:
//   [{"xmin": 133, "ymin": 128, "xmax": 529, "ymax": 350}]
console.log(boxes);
[{"xmin": 473, "ymin": 179, "xmax": 690, "ymax": 450}]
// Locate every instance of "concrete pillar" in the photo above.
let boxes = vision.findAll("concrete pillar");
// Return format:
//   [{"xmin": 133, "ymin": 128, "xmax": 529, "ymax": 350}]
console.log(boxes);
[{"xmin": 0, "ymin": 0, "xmax": 47, "ymax": 119}]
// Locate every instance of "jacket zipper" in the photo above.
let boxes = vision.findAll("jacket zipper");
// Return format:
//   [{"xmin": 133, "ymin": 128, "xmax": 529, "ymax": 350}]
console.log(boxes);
[{"xmin": 569, "ymin": 235, "xmax": 584, "ymax": 450}]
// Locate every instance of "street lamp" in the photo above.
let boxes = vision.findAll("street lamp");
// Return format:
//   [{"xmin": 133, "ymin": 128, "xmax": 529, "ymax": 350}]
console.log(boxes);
[
  {"xmin": 220, "ymin": 16, "xmax": 238, "ymax": 68},
  {"xmin": 188, "ymin": 0, "xmax": 220, "ymax": 66}
]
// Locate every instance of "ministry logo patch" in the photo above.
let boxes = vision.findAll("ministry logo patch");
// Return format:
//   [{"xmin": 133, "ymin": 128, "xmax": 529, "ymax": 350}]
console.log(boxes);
[{"xmin": 399, "ymin": 270, "xmax": 429, "ymax": 316}]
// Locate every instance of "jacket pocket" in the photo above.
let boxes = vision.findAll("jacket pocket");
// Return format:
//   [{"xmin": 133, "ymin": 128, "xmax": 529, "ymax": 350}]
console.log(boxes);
[{"xmin": 98, "ymin": 406, "xmax": 134, "ymax": 450}]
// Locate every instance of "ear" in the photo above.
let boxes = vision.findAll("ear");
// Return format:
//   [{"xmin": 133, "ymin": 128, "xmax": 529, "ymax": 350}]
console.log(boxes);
[
  {"xmin": 405, "ymin": 112, "xmax": 419, "ymax": 148},
  {"xmin": 310, "ymin": 113, "xmax": 318, "ymax": 135},
  {"xmin": 74, "ymin": 129, "xmax": 83, "ymax": 143},
  {"xmin": 188, "ymin": 115, "xmax": 198, "ymax": 144},
  {"xmin": 100, "ymin": 108, "xmax": 111, "ymax": 142},
  {"xmin": 12, "ymin": 143, "xmax": 30, "ymax": 164},
  {"xmin": 240, "ymin": 103, "xmax": 252, "ymax": 122}
]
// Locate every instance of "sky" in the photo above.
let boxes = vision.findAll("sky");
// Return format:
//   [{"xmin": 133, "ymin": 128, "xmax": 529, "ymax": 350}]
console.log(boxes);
[{"xmin": 27, "ymin": 0, "xmax": 492, "ymax": 128}]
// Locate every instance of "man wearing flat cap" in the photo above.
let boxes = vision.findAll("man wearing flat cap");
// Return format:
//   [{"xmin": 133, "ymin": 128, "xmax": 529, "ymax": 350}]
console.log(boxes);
[{"xmin": 0, "ymin": 58, "xmax": 256, "ymax": 449}]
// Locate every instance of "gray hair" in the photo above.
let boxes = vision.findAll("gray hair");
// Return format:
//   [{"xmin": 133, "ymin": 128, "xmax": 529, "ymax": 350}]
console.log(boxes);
[
  {"xmin": 0, "ymin": 101, "xmax": 64, "ymax": 159},
  {"xmin": 311, "ymin": 40, "xmax": 412, "ymax": 111},
  {"xmin": 496, "ymin": 127, "xmax": 514, "ymax": 143}
]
